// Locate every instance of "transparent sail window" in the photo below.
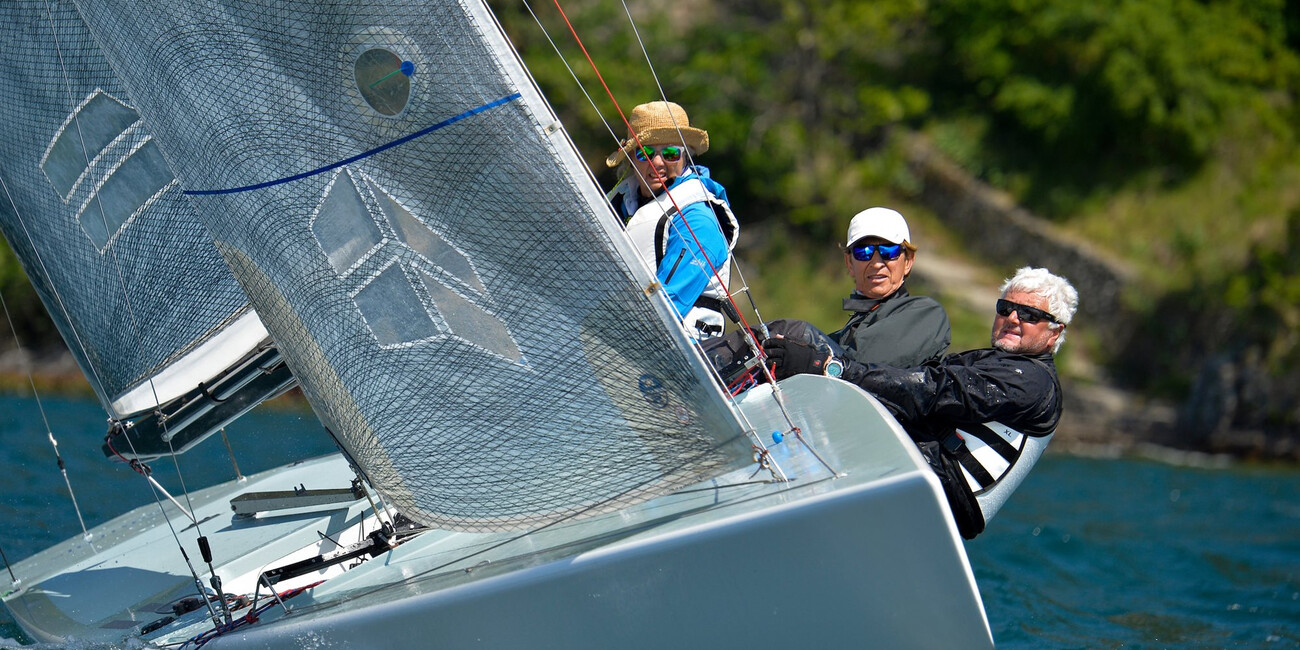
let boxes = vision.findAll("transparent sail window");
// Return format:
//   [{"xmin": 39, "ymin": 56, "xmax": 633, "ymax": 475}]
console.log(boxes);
[
  {"xmin": 313, "ymin": 173, "xmax": 383, "ymax": 274},
  {"xmin": 373, "ymin": 181, "xmax": 487, "ymax": 294},
  {"xmin": 354, "ymin": 48, "xmax": 411, "ymax": 116},
  {"xmin": 355, "ymin": 262, "xmax": 441, "ymax": 346},
  {"xmin": 78, "ymin": 139, "xmax": 174, "ymax": 249},
  {"xmin": 417, "ymin": 269, "xmax": 522, "ymax": 361},
  {"xmin": 42, "ymin": 90, "xmax": 140, "ymax": 200}
]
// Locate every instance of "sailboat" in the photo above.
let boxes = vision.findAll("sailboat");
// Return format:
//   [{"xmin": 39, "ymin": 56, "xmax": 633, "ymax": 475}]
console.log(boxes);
[{"xmin": 0, "ymin": 1, "xmax": 994, "ymax": 647}]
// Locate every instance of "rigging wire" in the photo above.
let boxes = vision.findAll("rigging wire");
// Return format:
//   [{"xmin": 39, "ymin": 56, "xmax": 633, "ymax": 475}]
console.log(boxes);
[
  {"xmin": 218, "ymin": 427, "xmax": 245, "ymax": 482},
  {"xmin": 42, "ymin": 10, "xmax": 204, "ymax": 520},
  {"xmin": 528, "ymin": 5, "xmax": 727, "ymax": 325},
  {"xmin": 38, "ymin": 0, "xmax": 220, "ymax": 625},
  {"xmin": 0, "ymin": 179, "xmax": 94, "ymax": 543},
  {"xmin": 545, "ymin": 0, "xmax": 731, "ymax": 307},
  {"xmin": 606, "ymin": 0, "xmax": 822, "ymax": 471},
  {"xmin": 0, "ymin": 173, "xmax": 112, "ymax": 422},
  {"xmin": 164, "ymin": 436, "xmax": 200, "ymax": 524},
  {"xmin": 544, "ymin": 0, "xmax": 763, "ymax": 347},
  {"xmin": 615, "ymin": 0, "xmax": 771, "ymax": 342},
  {"xmin": 515, "ymin": 0, "xmax": 786, "ymax": 464},
  {"xmin": 516, "ymin": 0, "xmax": 624, "ymax": 149},
  {"xmin": 0, "ymin": 541, "xmax": 18, "ymax": 590},
  {"xmin": 536, "ymin": 0, "xmax": 824, "ymax": 476}
]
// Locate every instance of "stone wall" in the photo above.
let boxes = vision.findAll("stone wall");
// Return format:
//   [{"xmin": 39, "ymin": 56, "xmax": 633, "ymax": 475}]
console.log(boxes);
[
  {"xmin": 903, "ymin": 136, "xmax": 1134, "ymax": 326},
  {"xmin": 901, "ymin": 136, "xmax": 1300, "ymax": 460}
]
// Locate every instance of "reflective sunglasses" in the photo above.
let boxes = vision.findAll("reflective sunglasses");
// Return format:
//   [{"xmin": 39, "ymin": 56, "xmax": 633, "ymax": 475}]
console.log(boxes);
[
  {"xmin": 995, "ymin": 298, "xmax": 1060, "ymax": 324},
  {"xmin": 850, "ymin": 242, "xmax": 905, "ymax": 262},
  {"xmin": 634, "ymin": 145, "xmax": 684, "ymax": 162}
]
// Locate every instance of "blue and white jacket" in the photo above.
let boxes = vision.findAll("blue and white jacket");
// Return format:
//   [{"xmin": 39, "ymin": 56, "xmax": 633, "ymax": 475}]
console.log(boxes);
[{"xmin": 609, "ymin": 166, "xmax": 739, "ymax": 336}]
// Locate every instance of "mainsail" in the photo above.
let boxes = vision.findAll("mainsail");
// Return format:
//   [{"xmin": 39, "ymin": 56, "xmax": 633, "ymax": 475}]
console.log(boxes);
[
  {"xmin": 0, "ymin": 3, "xmax": 270, "ymax": 426},
  {"xmin": 69, "ymin": 0, "xmax": 756, "ymax": 530}
]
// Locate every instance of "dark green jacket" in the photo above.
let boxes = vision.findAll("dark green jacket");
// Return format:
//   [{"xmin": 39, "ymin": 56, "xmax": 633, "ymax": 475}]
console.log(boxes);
[{"xmin": 829, "ymin": 285, "xmax": 950, "ymax": 368}]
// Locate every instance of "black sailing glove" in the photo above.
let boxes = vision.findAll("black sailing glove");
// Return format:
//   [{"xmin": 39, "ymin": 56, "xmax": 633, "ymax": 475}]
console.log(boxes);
[{"xmin": 761, "ymin": 337, "xmax": 826, "ymax": 380}]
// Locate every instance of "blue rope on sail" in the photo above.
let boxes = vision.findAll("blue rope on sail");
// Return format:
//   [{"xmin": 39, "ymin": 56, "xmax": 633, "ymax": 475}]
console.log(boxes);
[{"xmin": 184, "ymin": 93, "xmax": 523, "ymax": 196}]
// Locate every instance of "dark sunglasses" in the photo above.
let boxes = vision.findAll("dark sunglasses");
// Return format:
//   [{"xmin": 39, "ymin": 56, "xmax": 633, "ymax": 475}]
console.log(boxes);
[
  {"xmin": 996, "ymin": 299, "xmax": 1060, "ymax": 324},
  {"xmin": 850, "ymin": 242, "xmax": 905, "ymax": 262},
  {"xmin": 634, "ymin": 145, "xmax": 684, "ymax": 162}
]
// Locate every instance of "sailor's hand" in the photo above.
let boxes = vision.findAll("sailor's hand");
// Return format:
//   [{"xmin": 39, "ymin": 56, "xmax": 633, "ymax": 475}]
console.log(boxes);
[{"xmin": 761, "ymin": 337, "xmax": 826, "ymax": 379}]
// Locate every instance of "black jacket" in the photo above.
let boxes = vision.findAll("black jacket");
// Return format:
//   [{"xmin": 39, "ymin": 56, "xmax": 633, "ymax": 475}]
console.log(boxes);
[
  {"xmin": 829, "ymin": 285, "xmax": 951, "ymax": 368},
  {"xmin": 841, "ymin": 348, "xmax": 1062, "ymax": 445},
  {"xmin": 841, "ymin": 348, "xmax": 1062, "ymax": 539}
]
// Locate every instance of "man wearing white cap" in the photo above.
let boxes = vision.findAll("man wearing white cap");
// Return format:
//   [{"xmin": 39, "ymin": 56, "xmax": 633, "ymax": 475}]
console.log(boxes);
[
  {"xmin": 831, "ymin": 207, "xmax": 950, "ymax": 367},
  {"xmin": 703, "ymin": 206, "xmax": 947, "ymax": 383},
  {"xmin": 606, "ymin": 101, "xmax": 738, "ymax": 338}
]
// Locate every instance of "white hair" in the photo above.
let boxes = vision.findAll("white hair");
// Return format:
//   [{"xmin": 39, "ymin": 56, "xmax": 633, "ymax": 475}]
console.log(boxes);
[{"xmin": 999, "ymin": 267, "xmax": 1079, "ymax": 353}]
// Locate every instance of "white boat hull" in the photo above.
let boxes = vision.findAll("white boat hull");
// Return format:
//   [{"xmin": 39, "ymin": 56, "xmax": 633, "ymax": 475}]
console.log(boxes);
[{"xmin": 4, "ymin": 375, "xmax": 993, "ymax": 648}]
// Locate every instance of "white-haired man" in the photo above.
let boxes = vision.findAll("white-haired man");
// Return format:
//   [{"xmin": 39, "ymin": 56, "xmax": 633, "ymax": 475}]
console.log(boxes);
[{"xmin": 764, "ymin": 267, "xmax": 1079, "ymax": 539}]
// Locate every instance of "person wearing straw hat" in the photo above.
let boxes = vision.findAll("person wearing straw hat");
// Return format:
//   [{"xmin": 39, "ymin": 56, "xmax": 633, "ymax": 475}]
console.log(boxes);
[{"xmin": 606, "ymin": 101, "xmax": 739, "ymax": 338}]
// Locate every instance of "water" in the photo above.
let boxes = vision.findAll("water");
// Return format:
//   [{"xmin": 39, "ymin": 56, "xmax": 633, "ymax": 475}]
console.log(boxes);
[
  {"xmin": 0, "ymin": 392, "xmax": 338, "ymax": 649},
  {"xmin": 970, "ymin": 455, "xmax": 1300, "ymax": 648},
  {"xmin": 2, "ymin": 394, "xmax": 1298, "ymax": 648}
]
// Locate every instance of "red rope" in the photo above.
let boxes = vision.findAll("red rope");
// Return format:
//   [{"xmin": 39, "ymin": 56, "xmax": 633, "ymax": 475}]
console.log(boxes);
[
  {"xmin": 183, "ymin": 580, "xmax": 326, "ymax": 648},
  {"xmin": 103, "ymin": 431, "xmax": 144, "ymax": 471}
]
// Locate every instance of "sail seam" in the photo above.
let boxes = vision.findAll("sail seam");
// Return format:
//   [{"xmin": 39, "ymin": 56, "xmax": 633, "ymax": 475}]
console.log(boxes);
[{"xmin": 183, "ymin": 93, "xmax": 523, "ymax": 196}]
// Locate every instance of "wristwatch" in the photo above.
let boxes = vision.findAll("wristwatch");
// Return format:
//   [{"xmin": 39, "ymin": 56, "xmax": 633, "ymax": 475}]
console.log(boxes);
[{"xmin": 823, "ymin": 356, "xmax": 844, "ymax": 378}]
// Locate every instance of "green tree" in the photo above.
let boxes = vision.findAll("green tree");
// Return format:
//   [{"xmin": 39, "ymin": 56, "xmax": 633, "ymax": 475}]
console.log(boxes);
[
  {"xmin": 0, "ymin": 236, "xmax": 55, "ymax": 349},
  {"xmin": 925, "ymin": 0, "xmax": 1300, "ymax": 215}
]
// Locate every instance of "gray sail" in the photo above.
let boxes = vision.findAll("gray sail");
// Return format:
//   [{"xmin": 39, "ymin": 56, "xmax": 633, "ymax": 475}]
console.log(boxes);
[
  {"xmin": 0, "ymin": 4, "xmax": 268, "ymax": 421},
  {"xmin": 71, "ymin": 0, "xmax": 755, "ymax": 530}
]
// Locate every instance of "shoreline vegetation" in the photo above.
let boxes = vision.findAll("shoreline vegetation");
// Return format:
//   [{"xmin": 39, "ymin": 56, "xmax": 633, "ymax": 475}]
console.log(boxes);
[
  {"xmin": 4, "ymin": 0, "xmax": 1298, "ymax": 461},
  {"xmin": 0, "ymin": 343, "xmax": 1266, "ymax": 466},
  {"xmin": 0, "ymin": 347, "xmax": 312, "ymax": 410}
]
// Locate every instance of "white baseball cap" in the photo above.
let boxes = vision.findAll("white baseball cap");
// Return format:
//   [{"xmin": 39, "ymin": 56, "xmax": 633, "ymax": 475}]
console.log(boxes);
[{"xmin": 846, "ymin": 207, "xmax": 911, "ymax": 247}]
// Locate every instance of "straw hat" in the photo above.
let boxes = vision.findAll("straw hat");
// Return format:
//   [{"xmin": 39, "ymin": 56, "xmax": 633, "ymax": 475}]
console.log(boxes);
[{"xmin": 605, "ymin": 101, "xmax": 709, "ymax": 168}]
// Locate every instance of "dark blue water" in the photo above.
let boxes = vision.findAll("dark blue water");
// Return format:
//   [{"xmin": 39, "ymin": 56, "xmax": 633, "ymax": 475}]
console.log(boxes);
[
  {"xmin": 971, "ymin": 454, "xmax": 1300, "ymax": 648},
  {"xmin": 2, "ymin": 394, "xmax": 1298, "ymax": 648}
]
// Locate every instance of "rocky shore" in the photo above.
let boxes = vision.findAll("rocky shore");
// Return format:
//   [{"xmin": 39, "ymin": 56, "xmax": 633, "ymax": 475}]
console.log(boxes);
[
  {"xmin": 0, "ymin": 346, "xmax": 91, "ymax": 396},
  {"xmin": 7, "ymin": 342, "xmax": 1286, "ymax": 464}
]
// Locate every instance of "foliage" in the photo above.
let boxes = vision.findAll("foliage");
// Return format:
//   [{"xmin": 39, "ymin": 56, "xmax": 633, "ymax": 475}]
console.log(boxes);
[
  {"xmin": 924, "ymin": 0, "xmax": 1300, "ymax": 216},
  {"xmin": 733, "ymin": 225, "xmax": 855, "ymax": 335},
  {"xmin": 3, "ymin": 0, "xmax": 1299, "ymax": 437},
  {"xmin": 1229, "ymin": 208, "xmax": 1300, "ymax": 375},
  {"xmin": 488, "ymin": 0, "xmax": 1300, "ymax": 428},
  {"xmin": 0, "ymin": 237, "xmax": 55, "ymax": 349},
  {"xmin": 498, "ymin": 0, "xmax": 1298, "ymax": 227},
  {"xmin": 1118, "ymin": 207, "xmax": 1300, "ymax": 434}
]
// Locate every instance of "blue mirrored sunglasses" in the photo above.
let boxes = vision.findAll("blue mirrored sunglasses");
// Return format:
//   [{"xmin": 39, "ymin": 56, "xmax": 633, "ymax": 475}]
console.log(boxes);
[
  {"xmin": 633, "ymin": 145, "xmax": 683, "ymax": 162},
  {"xmin": 995, "ymin": 299, "xmax": 1060, "ymax": 324},
  {"xmin": 850, "ymin": 242, "xmax": 904, "ymax": 262}
]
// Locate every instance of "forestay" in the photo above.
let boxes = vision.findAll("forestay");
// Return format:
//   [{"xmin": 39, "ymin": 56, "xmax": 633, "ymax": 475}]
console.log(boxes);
[
  {"xmin": 71, "ymin": 0, "xmax": 755, "ymax": 530},
  {"xmin": 0, "ymin": 3, "xmax": 263, "ymax": 420}
]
